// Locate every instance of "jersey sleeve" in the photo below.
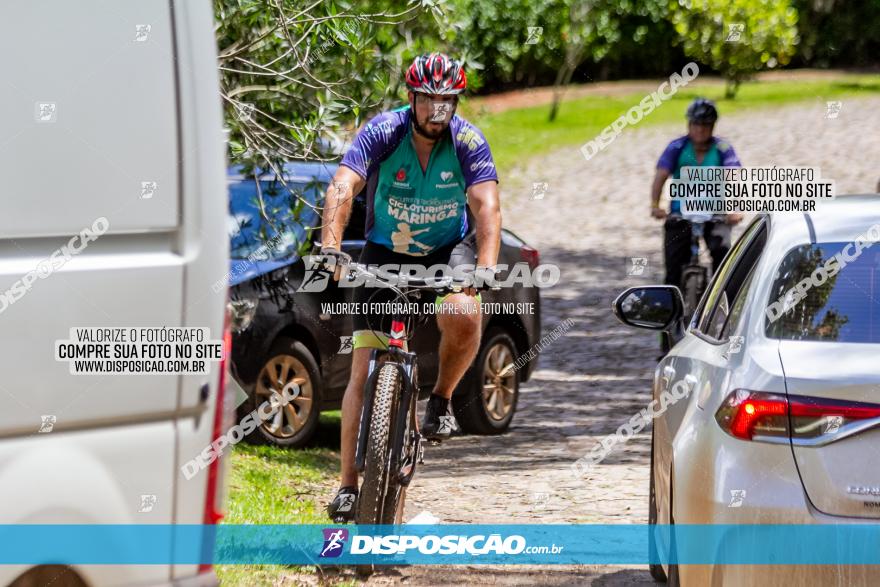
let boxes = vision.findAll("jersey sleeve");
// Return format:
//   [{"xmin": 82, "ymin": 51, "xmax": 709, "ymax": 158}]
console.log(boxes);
[
  {"xmin": 657, "ymin": 136, "xmax": 687, "ymax": 172},
  {"xmin": 339, "ymin": 111, "xmax": 408, "ymax": 180},
  {"xmin": 715, "ymin": 139, "xmax": 742, "ymax": 167},
  {"xmin": 451, "ymin": 117, "xmax": 499, "ymax": 188}
]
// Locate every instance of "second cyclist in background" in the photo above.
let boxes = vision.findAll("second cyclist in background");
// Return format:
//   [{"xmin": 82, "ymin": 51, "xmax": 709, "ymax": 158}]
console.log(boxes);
[{"xmin": 650, "ymin": 98, "xmax": 744, "ymax": 288}]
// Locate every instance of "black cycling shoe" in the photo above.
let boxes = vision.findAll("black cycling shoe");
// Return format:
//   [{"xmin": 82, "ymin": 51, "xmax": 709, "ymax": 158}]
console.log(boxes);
[
  {"xmin": 421, "ymin": 394, "xmax": 456, "ymax": 442},
  {"xmin": 327, "ymin": 486, "xmax": 358, "ymax": 523}
]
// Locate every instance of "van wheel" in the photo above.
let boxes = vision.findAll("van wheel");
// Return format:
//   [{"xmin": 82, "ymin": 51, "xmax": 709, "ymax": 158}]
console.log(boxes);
[
  {"xmin": 246, "ymin": 337, "xmax": 321, "ymax": 448},
  {"xmin": 453, "ymin": 328, "xmax": 519, "ymax": 435},
  {"xmin": 9, "ymin": 566, "xmax": 88, "ymax": 587}
]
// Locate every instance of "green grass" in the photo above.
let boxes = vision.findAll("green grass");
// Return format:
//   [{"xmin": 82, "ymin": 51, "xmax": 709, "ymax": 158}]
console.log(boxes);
[
  {"xmin": 458, "ymin": 74, "xmax": 880, "ymax": 175},
  {"xmin": 215, "ymin": 411, "xmax": 353, "ymax": 586}
]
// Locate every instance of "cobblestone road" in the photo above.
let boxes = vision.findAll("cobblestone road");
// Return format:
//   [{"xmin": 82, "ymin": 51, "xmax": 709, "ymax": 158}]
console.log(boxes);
[{"xmin": 347, "ymin": 96, "xmax": 880, "ymax": 586}]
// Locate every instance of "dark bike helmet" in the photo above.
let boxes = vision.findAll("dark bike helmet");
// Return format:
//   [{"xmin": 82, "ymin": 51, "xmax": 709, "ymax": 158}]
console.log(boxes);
[
  {"xmin": 686, "ymin": 98, "xmax": 718, "ymax": 124},
  {"xmin": 405, "ymin": 52, "xmax": 467, "ymax": 95}
]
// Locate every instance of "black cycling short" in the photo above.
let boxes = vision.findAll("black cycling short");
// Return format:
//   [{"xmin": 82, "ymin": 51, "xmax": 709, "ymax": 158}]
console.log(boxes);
[
  {"xmin": 351, "ymin": 235, "xmax": 478, "ymax": 349},
  {"xmin": 663, "ymin": 216, "xmax": 731, "ymax": 286}
]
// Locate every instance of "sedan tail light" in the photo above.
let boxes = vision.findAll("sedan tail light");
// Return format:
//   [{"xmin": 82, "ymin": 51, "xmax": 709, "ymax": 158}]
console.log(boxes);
[
  {"xmin": 520, "ymin": 245, "xmax": 539, "ymax": 269},
  {"xmin": 716, "ymin": 390, "xmax": 880, "ymax": 443},
  {"xmin": 716, "ymin": 391, "xmax": 789, "ymax": 441}
]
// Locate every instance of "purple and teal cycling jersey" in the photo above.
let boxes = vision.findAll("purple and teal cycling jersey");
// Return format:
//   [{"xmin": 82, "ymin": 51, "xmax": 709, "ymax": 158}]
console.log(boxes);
[
  {"xmin": 340, "ymin": 107, "xmax": 498, "ymax": 256},
  {"xmin": 657, "ymin": 135, "xmax": 741, "ymax": 214}
]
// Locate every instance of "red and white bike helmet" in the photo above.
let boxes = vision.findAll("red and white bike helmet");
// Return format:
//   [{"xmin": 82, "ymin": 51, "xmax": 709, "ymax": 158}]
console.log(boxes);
[{"xmin": 405, "ymin": 52, "xmax": 467, "ymax": 95}]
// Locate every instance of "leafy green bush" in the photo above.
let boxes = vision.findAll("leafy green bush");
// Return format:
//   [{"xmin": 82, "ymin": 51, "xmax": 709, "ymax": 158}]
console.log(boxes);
[{"xmin": 669, "ymin": 0, "xmax": 800, "ymax": 97}]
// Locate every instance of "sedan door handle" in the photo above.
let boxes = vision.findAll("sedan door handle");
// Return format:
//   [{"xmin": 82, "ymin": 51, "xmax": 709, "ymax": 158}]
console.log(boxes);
[{"xmin": 661, "ymin": 365, "xmax": 676, "ymax": 389}]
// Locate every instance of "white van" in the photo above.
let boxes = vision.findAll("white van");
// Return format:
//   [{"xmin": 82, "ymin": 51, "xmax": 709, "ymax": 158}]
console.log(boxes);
[{"xmin": 0, "ymin": 1, "xmax": 231, "ymax": 585}]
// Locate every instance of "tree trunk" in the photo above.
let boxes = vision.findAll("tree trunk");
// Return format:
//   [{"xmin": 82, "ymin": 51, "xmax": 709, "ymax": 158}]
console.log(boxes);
[
  {"xmin": 724, "ymin": 75, "xmax": 741, "ymax": 99},
  {"xmin": 548, "ymin": 48, "xmax": 581, "ymax": 122},
  {"xmin": 548, "ymin": 65, "xmax": 569, "ymax": 122}
]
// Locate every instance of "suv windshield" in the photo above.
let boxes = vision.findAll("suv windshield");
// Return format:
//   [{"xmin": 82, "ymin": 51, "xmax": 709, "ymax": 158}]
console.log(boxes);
[
  {"xmin": 765, "ymin": 241, "xmax": 880, "ymax": 342},
  {"xmin": 229, "ymin": 179, "xmax": 322, "ymax": 261}
]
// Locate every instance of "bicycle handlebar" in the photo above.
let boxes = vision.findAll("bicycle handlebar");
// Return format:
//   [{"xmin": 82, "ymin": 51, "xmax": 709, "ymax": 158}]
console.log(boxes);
[{"xmin": 667, "ymin": 211, "xmax": 713, "ymax": 223}]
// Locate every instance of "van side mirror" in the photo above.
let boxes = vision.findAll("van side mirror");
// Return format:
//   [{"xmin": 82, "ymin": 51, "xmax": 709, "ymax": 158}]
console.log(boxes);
[{"xmin": 613, "ymin": 286, "xmax": 684, "ymax": 331}]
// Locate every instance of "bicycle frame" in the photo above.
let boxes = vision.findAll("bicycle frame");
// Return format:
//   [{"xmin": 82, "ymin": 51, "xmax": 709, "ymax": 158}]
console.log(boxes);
[
  {"xmin": 340, "ymin": 260, "xmax": 491, "ymax": 501},
  {"xmin": 689, "ymin": 219, "xmax": 704, "ymax": 258},
  {"xmin": 681, "ymin": 219, "xmax": 710, "ymax": 317}
]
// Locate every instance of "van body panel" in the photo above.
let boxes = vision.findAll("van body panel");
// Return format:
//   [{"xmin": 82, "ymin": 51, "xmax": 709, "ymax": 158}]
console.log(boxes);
[
  {"xmin": 0, "ymin": 0, "xmax": 180, "ymax": 236},
  {"xmin": 0, "ymin": 423, "xmax": 177, "ymax": 585},
  {"xmin": 0, "ymin": 0, "xmax": 228, "ymax": 585}
]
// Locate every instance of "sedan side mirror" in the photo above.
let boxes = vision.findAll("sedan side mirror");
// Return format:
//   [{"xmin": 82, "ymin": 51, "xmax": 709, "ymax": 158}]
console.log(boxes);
[{"xmin": 613, "ymin": 286, "xmax": 684, "ymax": 331}]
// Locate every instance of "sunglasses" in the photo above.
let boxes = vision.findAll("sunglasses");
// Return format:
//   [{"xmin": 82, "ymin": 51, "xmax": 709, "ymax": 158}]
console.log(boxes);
[{"xmin": 414, "ymin": 94, "xmax": 459, "ymax": 106}]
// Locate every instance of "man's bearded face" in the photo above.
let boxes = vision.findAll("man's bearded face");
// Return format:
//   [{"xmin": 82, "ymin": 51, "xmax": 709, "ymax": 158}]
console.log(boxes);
[{"xmin": 410, "ymin": 92, "xmax": 458, "ymax": 140}]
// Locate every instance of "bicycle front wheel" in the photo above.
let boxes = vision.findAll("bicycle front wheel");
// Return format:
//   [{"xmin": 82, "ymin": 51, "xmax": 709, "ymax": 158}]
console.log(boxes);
[
  {"xmin": 357, "ymin": 362, "xmax": 406, "ymax": 526},
  {"xmin": 680, "ymin": 265, "xmax": 707, "ymax": 317}
]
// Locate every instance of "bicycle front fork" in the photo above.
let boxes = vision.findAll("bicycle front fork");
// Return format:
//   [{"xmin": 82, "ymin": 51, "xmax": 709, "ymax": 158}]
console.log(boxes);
[{"xmin": 354, "ymin": 346, "xmax": 421, "ymax": 487}]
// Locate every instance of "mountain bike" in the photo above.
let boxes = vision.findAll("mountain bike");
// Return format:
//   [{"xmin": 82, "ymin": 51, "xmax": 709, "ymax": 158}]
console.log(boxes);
[{"xmin": 324, "ymin": 261, "xmax": 494, "ymax": 563}]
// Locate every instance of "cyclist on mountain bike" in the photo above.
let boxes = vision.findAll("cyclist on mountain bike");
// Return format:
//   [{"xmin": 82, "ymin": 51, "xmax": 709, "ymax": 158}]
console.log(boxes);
[
  {"xmin": 650, "ymin": 98, "xmax": 743, "ymax": 286},
  {"xmin": 321, "ymin": 53, "xmax": 501, "ymax": 521}
]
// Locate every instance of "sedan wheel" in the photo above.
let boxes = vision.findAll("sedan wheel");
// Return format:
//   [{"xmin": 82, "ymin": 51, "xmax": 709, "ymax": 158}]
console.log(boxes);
[
  {"xmin": 256, "ymin": 354, "xmax": 313, "ymax": 439},
  {"xmin": 482, "ymin": 342, "xmax": 516, "ymax": 422},
  {"xmin": 453, "ymin": 328, "xmax": 519, "ymax": 435},
  {"xmin": 245, "ymin": 337, "xmax": 322, "ymax": 448}
]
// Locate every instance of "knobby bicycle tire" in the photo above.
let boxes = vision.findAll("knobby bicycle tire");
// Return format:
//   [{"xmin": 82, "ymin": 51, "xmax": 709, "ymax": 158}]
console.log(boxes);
[
  {"xmin": 382, "ymin": 369, "xmax": 419, "ymax": 525},
  {"xmin": 681, "ymin": 266, "xmax": 706, "ymax": 317},
  {"xmin": 356, "ymin": 362, "xmax": 404, "ymax": 526}
]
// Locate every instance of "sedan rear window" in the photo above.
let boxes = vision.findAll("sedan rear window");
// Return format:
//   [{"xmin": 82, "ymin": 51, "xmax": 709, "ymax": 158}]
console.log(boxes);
[{"xmin": 765, "ymin": 241, "xmax": 880, "ymax": 342}]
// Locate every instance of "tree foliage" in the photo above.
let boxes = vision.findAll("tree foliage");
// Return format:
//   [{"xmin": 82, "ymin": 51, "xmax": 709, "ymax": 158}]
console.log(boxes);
[
  {"xmin": 669, "ymin": 0, "xmax": 800, "ymax": 97},
  {"xmin": 214, "ymin": 0, "xmax": 440, "ymax": 166},
  {"xmin": 443, "ymin": 0, "xmax": 568, "ymax": 90},
  {"xmin": 792, "ymin": 0, "xmax": 880, "ymax": 68},
  {"xmin": 548, "ymin": 0, "xmax": 668, "ymax": 119},
  {"xmin": 213, "ymin": 0, "xmax": 448, "ymax": 256}
]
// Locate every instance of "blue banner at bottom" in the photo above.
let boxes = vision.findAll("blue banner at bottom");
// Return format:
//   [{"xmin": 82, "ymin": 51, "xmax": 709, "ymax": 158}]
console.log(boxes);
[{"xmin": 2, "ymin": 524, "xmax": 880, "ymax": 565}]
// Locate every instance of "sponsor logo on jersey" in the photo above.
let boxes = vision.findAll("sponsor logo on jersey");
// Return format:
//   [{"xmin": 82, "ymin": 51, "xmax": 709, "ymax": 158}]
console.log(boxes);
[
  {"xmin": 393, "ymin": 166, "xmax": 412, "ymax": 189},
  {"xmin": 435, "ymin": 169, "xmax": 458, "ymax": 190},
  {"xmin": 455, "ymin": 127, "xmax": 485, "ymax": 151}
]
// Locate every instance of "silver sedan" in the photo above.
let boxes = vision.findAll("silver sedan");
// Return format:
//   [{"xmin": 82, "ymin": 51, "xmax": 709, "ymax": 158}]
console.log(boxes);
[{"xmin": 614, "ymin": 195, "xmax": 880, "ymax": 586}]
